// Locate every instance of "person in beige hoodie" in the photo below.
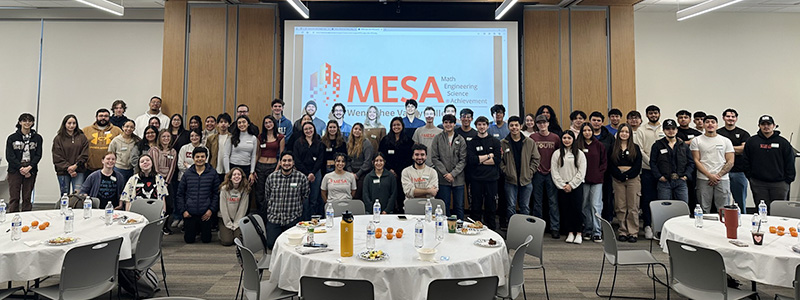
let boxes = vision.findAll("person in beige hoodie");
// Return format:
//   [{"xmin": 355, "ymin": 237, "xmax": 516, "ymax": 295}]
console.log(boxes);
[{"xmin": 218, "ymin": 167, "xmax": 250, "ymax": 246}]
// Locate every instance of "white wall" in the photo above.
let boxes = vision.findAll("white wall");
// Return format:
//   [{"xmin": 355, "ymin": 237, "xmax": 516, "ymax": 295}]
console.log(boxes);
[
  {"xmin": 634, "ymin": 11, "xmax": 800, "ymax": 201},
  {"xmin": 0, "ymin": 20, "xmax": 163, "ymax": 204}
]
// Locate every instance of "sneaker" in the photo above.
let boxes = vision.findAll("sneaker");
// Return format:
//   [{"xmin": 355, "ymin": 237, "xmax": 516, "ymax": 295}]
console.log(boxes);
[
  {"xmin": 583, "ymin": 234, "xmax": 592, "ymax": 241},
  {"xmin": 170, "ymin": 220, "xmax": 179, "ymax": 228},
  {"xmin": 574, "ymin": 233, "xmax": 583, "ymax": 244},
  {"xmin": 163, "ymin": 227, "xmax": 172, "ymax": 235},
  {"xmin": 551, "ymin": 231, "xmax": 560, "ymax": 239},
  {"xmin": 628, "ymin": 235, "xmax": 638, "ymax": 243},
  {"xmin": 565, "ymin": 233, "xmax": 575, "ymax": 243},
  {"xmin": 645, "ymin": 226, "xmax": 654, "ymax": 240},
  {"xmin": 593, "ymin": 235, "xmax": 603, "ymax": 243},
  {"xmin": 618, "ymin": 235, "xmax": 628, "ymax": 242},
  {"xmin": 177, "ymin": 220, "xmax": 184, "ymax": 229}
]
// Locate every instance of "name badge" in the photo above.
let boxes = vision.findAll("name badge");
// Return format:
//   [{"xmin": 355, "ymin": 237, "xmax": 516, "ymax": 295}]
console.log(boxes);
[
  {"xmin": 135, "ymin": 183, "xmax": 144, "ymax": 188},
  {"xmin": 466, "ymin": 137, "xmax": 473, "ymax": 141},
  {"xmin": 582, "ymin": 149, "xmax": 589, "ymax": 153},
  {"xmin": 660, "ymin": 148, "xmax": 668, "ymax": 154},
  {"xmin": 658, "ymin": 133, "xmax": 666, "ymax": 138},
  {"xmin": 167, "ymin": 155, "xmax": 174, "ymax": 159},
  {"xmin": 735, "ymin": 133, "xmax": 740, "ymax": 139},
  {"xmin": 312, "ymin": 157, "xmax": 317, "ymax": 161},
  {"xmin": 771, "ymin": 143, "xmax": 780, "ymax": 148},
  {"xmin": 422, "ymin": 175, "xmax": 430, "ymax": 180},
  {"xmin": 476, "ymin": 146, "xmax": 484, "ymax": 151},
  {"xmin": 371, "ymin": 134, "xmax": 377, "ymax": 139},
  {"xmin": 505, "ymin": 148, "xmax": 510, "ymax": 153},
  {"xmin": 687, "ymin": 135, "xmax": 695, "ymax": 139},
  {"xmin": 715, "ymin": 145, "xmax": 724, "ymax": 150},
  {"xmin": 110, "ymin": 176, "xmax": 117, "ymax": 182},
  {"xmin": 120, "ymin": 147, "xmax": 127, "ymax": 151},
  {"xmin": 388, "ymin": 150, "xmax": 395, "ymax": 154},
  {"xmin": 493, "ymin": 134, "xmax": 499, "ymax": 137},
  {"xmin": 105, "ymin": 131, "xmax": 111, "ymax": 135},
  {"xmin": 260, "ymin": 144, "xmax": 266, "ymax": 148},
  {"xmin": 278, "ymin": 127, "xmax": 286, "ymax": 134},
  {"xmin": 290, "ymin": 183, "xmax": 298, "ymax": 187},
  {"xmin": 326, "ymin": 148, "xmax": 333, "ymax": 152},
  {"xmin": 454, "ymin": 140, "xmax": 460, "ymax": 144},
  {"xmin": 373, "ymin": 179, "xmax": 380, "ymax": 184},
  {"xmin": 246, "ymin": 140, "xmax": 253, "ymax": 144}
]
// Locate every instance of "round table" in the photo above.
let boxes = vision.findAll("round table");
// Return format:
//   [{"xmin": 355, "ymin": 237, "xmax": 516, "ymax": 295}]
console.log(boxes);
[
  {"xmin": 268, "ymin": 215, "xmax": 510, "ymax": 300},
  {"xmin": 0, "ymin": 209, "xmax": 148, "ymax": 282},
  {"xmin": 660, "ymin": 214, "xmax": 800, "ymax": 288}
]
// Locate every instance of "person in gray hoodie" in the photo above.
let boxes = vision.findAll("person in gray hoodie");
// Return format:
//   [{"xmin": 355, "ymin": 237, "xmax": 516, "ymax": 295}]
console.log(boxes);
[{"xmin": 430, "ymin": 114, "xmax": 467, "ymax": 219}]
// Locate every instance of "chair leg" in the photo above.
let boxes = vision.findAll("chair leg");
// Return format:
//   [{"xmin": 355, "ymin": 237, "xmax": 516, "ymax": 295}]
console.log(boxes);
[
  {"xmin": 522, "ymin": 283, "xmax": 527, "ymax": 300},
  {"xmin": 542, "ymin": 266, "xmax": 550, "ymax": 300},
  {"xmin": 160, "ymin": 255, "xmax": 170, "ymax": 296},
  {"xmin": 134, "ymin": 270, "xmax": 140, "ymax": 300},
  {"xmin": 235, "ymin": 269, "xmax": 244, "ymax": 300}
]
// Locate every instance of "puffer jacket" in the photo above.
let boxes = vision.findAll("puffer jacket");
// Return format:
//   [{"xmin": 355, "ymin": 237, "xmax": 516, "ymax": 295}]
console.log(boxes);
[{"xmin": 177, "ymin": 163, "xmax": 220, "ymax": 215}]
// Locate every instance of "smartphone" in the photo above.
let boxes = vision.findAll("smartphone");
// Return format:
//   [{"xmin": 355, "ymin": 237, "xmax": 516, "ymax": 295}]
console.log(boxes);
[
  {"xmin": 303, "ymin": 243, "xmax": 328, "ymax": 248},
  {"xmin": 397, "ymin": 215, "xmax": 408, "ymax": 221}
]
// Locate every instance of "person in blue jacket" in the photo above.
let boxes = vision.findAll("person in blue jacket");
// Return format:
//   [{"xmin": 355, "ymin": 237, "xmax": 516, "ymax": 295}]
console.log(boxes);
[{"xmin": 177, "ymin": 147, "xmax": 220, "ymax": 243}]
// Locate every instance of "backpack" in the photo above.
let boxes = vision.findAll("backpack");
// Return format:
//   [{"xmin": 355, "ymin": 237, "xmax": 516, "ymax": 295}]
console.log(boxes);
[{"xmin": 118, "ymin": 268, "xmax": 160, "ymax": 298}]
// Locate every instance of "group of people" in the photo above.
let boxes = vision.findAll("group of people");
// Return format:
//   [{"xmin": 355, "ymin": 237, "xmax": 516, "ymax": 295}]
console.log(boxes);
[{"xmin": 4, "ymin": 96, "xmax": 796, "ymax": 248}]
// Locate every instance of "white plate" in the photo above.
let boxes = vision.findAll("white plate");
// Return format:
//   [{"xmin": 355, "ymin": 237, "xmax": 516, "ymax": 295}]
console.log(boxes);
[
  {"xmin": 296, "ymin": 220, "xmax": 323, "ymax": 229},
  {"xmin": 46, "ymin": 237, "xmax": 78, "ymax": 246},
  {"xmin": 474, "ymin": 238, "xmax": 502, "ymax": 248},
  {"xmin": 358, "ymin": 250, "xmax": 389, "ymax": 262},
  {"xmin": 457, "ymin": 228, "xmax": 482, "ymax": 235},
  {"xmin": 118, "ymin": 218, "xmax": 144, "ymax": 225},
  {"xmin": 464, "ymin": 222, "xmax": 487, "ymax": 231}
]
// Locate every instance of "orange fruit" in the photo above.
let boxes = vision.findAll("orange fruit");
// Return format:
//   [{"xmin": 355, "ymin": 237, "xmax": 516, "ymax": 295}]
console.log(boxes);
[
  {"xmin": 778, "ymin": 231, "xmax": 786, "ymax": 236},
  {"xmin": 375, "ymin": 231, "xmax": 382, "ymax": 239},
  {"xmin": 395, "ymin": 231, "xmax": 403, "ymax": 238},
  {"xmin": 43, "ymin": 222, "xmax": 50, "ymax": 228},
  {"xmin": 397, "ymin": 228, "xmax": 404, "ymax": 234},
  {"xmin": 386, "ymin": 227, "xmax": 394, "ymax": 233},
  {"xmin": 375, "ymin": 227, "xmax": 382, "ymax": 233},
  {"xmin": 31, "ymin": 220, "xmax": 39, "ymax": 227},
  {"xmin": 790, "ymin": 227, "xmax": 797, "ymax": 232},
  {"xmin": 778, "ymin": 226, "xmax": 786, "ymax": 231},
  {"xmin": 38, "ymin": 224, "xmax": 47, "ymax": 230},
  {"xmin": 386, "ymin": 233, "xmax": 394, "ymax": 240},
  {"xmin": 21, "ymin": 226, "xmax": 30, "ymax": 232},
  {"xmin": 769, "ymin": 226, "xmax": 777, "ymax": 234},
  {"xmin": 792, "ymin": 231, "xmax": 798, "ymax": 237}
]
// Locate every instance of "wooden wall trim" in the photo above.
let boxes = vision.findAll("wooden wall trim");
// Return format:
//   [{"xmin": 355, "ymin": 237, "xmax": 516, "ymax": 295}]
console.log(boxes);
[
  {"xmin": 161, "ymin": 0, "xmax": 187, "ymax": 117},
  {"xmin": 609, "ymin": 5, "xmax": 636, "ymax": 115},
  {"xmin": 523, "ymin": 10, "xmax": 561, "ymax": 117},
  {"xmin": 570, "ymin": 10, "xmax": 609, "ymax": 117},
  {"xmin": 236, "ymin": 6, "xmax": 277, "ymax": 122},
  {"xmin": 186, "ymin": 6, "xmax": 227, "ymax": 119}
]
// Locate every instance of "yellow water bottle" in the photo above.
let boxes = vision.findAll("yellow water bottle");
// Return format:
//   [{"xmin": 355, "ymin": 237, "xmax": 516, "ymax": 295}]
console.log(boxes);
[{"xmin": 340, "ymin": 211, "xmax": 354, "ymax": 257}]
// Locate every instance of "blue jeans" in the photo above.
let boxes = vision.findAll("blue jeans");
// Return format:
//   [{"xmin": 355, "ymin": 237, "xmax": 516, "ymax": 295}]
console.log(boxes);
[
  {"xmin": 657, "ymin": 179, "xmax": 689, "ymax": 203},
  {"xmin": 57, "ymin": 173, "xmax": 85, "ymax": 195},
  {"xmin": 532, "ymin": 172, "xmax": 559, "ymax": 231},
  {"xmin": 504, "ymin": 182, "xmax": 533, "ymax": 219},
  {"xmin": 437, "ymin": 185, "xmax": 465, "ymax": 219},
  {"xmin": 582, "ymin": 183, "xmax": 603, "ymax": 237},
  {"xmin": 113, "ymin": 167, "xmax": 134, "ymax": 186},
  {"xmin": 729, "ymin": 172, "xmax": 748, "ymax": 213}
]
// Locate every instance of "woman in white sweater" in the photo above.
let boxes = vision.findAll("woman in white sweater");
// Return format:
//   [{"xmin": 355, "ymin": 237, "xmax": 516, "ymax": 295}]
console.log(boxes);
[
  {"xmin": 218, "ymin": 167, "xmax": 250, "ymax": 246},
  {"xmin": 224, "ymin": 115, "xmax": 258, "ymax": 183},
  {"xmin": 551, "ymin": 130, "xmax": 587, "ymax": 244},
  {"xmin": 177, "ymin": 129, "xmax": 208, "ymax": 181},
  {"xmin": 108, "ymin": 120, "xmax": 141, "ymax": 183}
]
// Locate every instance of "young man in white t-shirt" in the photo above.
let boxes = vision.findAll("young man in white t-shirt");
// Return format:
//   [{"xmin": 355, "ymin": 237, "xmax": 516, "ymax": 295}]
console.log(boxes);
[{"xmin": 690, "ymin": 115, "xmax": 735, "ymax": 213}]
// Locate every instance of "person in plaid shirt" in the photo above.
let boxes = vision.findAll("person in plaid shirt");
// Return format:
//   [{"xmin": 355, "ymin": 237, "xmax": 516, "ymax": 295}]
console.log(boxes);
[{"xmin": 265, "ymin": 151, "xmax": 309, "ymax": 249}]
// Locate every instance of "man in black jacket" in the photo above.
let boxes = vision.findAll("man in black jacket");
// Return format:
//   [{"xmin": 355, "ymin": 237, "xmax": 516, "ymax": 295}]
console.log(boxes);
[
  {"xmin": 177, "ymin": 147, "xmax": 220, "ymax": 243},
  {"xmin": 743, "ymin": 115, "xmax": 796, "ymax": 207},
  {"xmin": 466, "ymin": 116, "xmax": 502, "ymax": 230},
  {"xmin": 6, "ymin": 113, "xmax": 43, "ymax": 212},
  {"xmin": 650, "ymin": 119, "xmax": 695, "ymax": 203}
]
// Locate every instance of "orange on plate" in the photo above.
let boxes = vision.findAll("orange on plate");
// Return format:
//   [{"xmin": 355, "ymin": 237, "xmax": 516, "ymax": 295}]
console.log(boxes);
[
  {"xmin": 375, "ymin": 227, "xmax": 382, "ymax": 233},
  {"xmin": 395, "ymin": 231, "xmax": 403, "ymax": 238},
  {"xmin": 396, "ymin": 228, "xmax": 404, "ymax": 234},
  {"xmin": 31, "ymin": 220, "xmax": 39, "ymax": 227},
  {"xmin": 778, "ymin": 226, "xmax": 786, "ymax": 231},
  {"xmin": 38, "ymin": 224, "xmax": 47, "ymax": 230},
  {"xmin": 769, "ymin": 226, "xmax": 777, "ymax": 234},
  {"xmin": 375, "ymin": 231, "xmax": 382, "ymax": 239},
  {"xmin": 386, "ymin": 233, "xmax": 394, "ymax": 240},
  {"xmin": 21, "ymin": 226, "xmax": 30, "ymax": 232},
  {"xmin": 43, "ymin": 221, "xmax": 50, "ymax": 228},
  {"xmin": 792, "ymin": 231, "xmax": 798, "ymax": 237},
  {"xmin": 386, "ymin": 227, "xmax": 394, "ymax": 233},
  {"xmin": 790, "ymin": 227, "xmax": 797, "ymax": 232},
  {"xmin": 778, "ymin": 230, "xmax": 786, "ymax": 236}
]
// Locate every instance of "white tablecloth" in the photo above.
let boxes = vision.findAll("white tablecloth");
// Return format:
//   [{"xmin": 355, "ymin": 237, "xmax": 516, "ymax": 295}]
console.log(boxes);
[
  {"xmin": 269, "ymin": 215, "xmax": 510, "ymax": 300},
  {"xmin": 661, "ymin": 214, "xmax": 800, "ymax": 288},
  {"xmin": 0, "ymin": 209, "xmax": 147, "ymax": 282}
]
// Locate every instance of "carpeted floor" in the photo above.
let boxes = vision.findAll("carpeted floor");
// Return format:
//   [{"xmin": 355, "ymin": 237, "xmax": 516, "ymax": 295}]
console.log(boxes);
[{"xmin": 8, "ymin": 219, "xmax": 794, "ymax": 299}]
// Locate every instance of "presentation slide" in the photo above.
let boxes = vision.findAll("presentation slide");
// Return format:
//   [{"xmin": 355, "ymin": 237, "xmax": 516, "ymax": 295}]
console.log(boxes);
[{"xmin": 283, "ymin": 21, "xmax": 519, "ymax": 129}]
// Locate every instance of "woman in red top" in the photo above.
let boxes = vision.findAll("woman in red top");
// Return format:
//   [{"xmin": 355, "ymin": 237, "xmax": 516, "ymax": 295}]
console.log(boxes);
[
  {"xmin": 577, "ymin": 123, "xmax": 607, "ymax": 242},
  {"xmin": 254, "ymin": 115, "xmax": 284, "ymax": 212}
]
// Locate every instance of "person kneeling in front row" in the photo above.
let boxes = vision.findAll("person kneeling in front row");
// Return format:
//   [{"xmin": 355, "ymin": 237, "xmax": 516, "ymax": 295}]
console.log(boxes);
[{"xmin": 177, "ymin": 147, "xmax": 220, "ymax": 244}]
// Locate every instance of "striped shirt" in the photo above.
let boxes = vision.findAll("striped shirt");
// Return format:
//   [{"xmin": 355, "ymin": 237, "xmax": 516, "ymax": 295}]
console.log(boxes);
[{"xmin": 265, "ymin": 169, "xmax": 309, "ymax": 225}]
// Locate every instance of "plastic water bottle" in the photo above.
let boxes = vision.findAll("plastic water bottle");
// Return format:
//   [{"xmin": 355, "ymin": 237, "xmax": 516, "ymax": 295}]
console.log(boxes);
[
  {"xmin": 758, "ymin": 200, "xmax": 768, "ymax": 225},
  {"xmin": 435, "ymin": 205, "xmax": 445, "ymax": 241},
  {"xmin": 104, "ymin": 202, "xmax": 114, "ymax": 226},
  {"xmin": 694, "ymin": 205, "xmax": 703, "ymax": 228},
  {"xmin": 0, "ymin": 199, "xmax": 6, "ymax": 223},
  {"xmin": 325, "ymin": 202, "xmax": 334, "ymax": 229},
  {"xmin": 425, "ymin": 198, "xmax": 433, "ymax": 222},
  {"xmin": 10, "ymin": 214, "xmax": 22, "ymax": 241},
  {"xmin": 60, "ymin": 193, "xmax": 69, "ymax": 215},
  {"xmin": 366, "ymin": 221, "xmax": 376, "ymax": 251},
  {"xmin": 414, "ymin": 218, "xmax": 424, "ymax": 248},
  {"xmin": 64, "ymin": 208, "xmax": 74, "ymax": 234},
  {"xmin": 373, "ymin": 199, "xmax": 381, "ymax": 223},
  {"xmin": 83, "ymin": 197, "xmax": 92, "ymax": 219},
  {"xmin": 751, "ymin": 213, "xmax": 760, "ymax": 230}
]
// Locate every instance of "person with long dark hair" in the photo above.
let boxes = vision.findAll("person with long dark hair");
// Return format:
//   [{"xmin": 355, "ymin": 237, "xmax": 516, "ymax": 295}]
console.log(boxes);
[
  {"xmin": 346, "ymin": 123, "xmax": 374, "ymax": 200},
  {"xmin": 536, "ymin": 105, "xmax": 563, "ymax": 136},
  {"xmin": 294, "ymin": 121, "xmax": 325, "ymax": 218},
  {"xmin": 218, "ymin": 167, "xmax": 250, "ymax": 246},
  {"xmin": 6, "ymin": 113, "xmax": 43, "ymax": 212},
  {"xmin": 149, "ymin": 129, "xmax": 177, "ymax": 233},
  {"xmin": 321, "ymin": 153, "xmax": 357, "ymax": 203},
  {"xmin": 148, "ymin": 116, "xmax": 161, "ymax": 131},
  {"xmin": 177, "ymin": 129, "xmax": 207, "ymax": 182},
  {"xmin": 121, "ymin": 153, "xmax": 168, "ymax": 213},
  {"xmin": 551, "ymin": 131, "xmax": 586, "ymax": 244},
  {"xmin": 577, "ymin": 123, "xmax": 607, "ymax": 243},
  {"xmin": 168, "ymin": 114, "xmax": 190, "ymax": 152},
  {"xmin": 108, "ymin": 120, "xmax": 141, "ymax": 184},
  {"xmin": 52, "ymin": 114, "xmax": 89, "ymax": 195},
  {"xmin": 286, "ymin": 114, "xmax": 313, "ymax": 153},
  {"xmin": 379, "ymin": 117, "xmax": 415, "ymax": 213},
  {"xmin": 362, "ymin": 152, "xmax": 397, "ymax": 213},
  {"xmin": 609, "ymin": 123, "xmax": 642, "ymax": 242},
  {"xmin": 322, "ymin": 120, "xmax": 348, "ymax": 174},
  {"xmin": 224, "ymin": 115, "xmax": 258, "ymax": 183},
  {"xmin": 188, "ymin": 115, "xmax": 202, "ymax": 132},
  {"xmin": 254, "ymin": 115, "xmax": 284, "ymax": 212}
]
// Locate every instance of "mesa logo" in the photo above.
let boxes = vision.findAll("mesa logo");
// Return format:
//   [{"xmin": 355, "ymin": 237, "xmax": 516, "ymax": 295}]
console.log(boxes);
[{"xmin": 310, "ymin": 63, "xmax": 341, "ymax": 102}]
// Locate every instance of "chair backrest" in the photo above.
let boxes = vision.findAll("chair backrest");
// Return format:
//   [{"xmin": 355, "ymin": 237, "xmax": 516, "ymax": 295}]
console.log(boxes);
[
  {"xmin": 403, "ymin": 198, "xmax": 446, "ymax": 215},
  {"xmin": 238, "ymin": 215, "xmax": 267, "ymax": 257},
  {"xmin": 666, "ymin": 240, "xmax": 728, "ymax": 297},
  {"xmin": 332, "ymin": 200, "xmax": 366, "ymax": 216},
  {"xmin": 148, "ymin": 297, "xmax": 207, "ymax": 300},
  {"xmin": 794, "ymin": 263, "xmax": 800, "ymax": 300},
  {"xmin": 132, "ymin": 217, "xmax": 167, "ymax": 270},
  {"xmin": 508, "ymin": 235, "xmax": 533, "ymax": 290},
  {"xmin": 59, "ymin": 237, "xmax": 123, "ymax": 299},
  {"xmin": 300, "ymin": 276, "xmax": 375, "ymax": 300},
  {"xmin": 426, "ymin": 276, "xmax": 499, "ymax": 300},
  {"xmin": 130, "ymin": 199, "xmax": 165, "ymax": 222},
  {"xmin": 596, "ymin": 213, "xmax": 618, "ymax": 264},
  {"xmin": 650, "ymin": 200, "xmax": 690, "ymax": 238},
  {"xmin": 506, "ymin": 214, "xmax": 546, "ymax": 262},
  {"xmin": 235, "ymin": 238, "xmax": 262, "ymax": 298},
  {"xmin": 770, "ymin": 201, "xmax": 800, "ymax": 219}
]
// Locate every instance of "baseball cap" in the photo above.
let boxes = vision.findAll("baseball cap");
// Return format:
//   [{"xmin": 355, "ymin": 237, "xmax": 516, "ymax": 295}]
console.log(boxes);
[
  {"xmin": 759, "ymin": 115, "xmax": 774, "ymax": 125},
  {"xmin": 663, "ymin": 119, "xmax": 677, "ymax": 129},
  {"xmin": 535, "ymin": 115, "xmax": 548, "ymax": 123}
]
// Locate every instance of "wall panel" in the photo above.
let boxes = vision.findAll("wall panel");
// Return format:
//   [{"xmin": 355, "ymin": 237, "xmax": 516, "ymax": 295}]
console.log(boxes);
[
  {"xmin": 570, "ymin": 9, "xmax": 609, "ymax": 117},
  {"xmin": 236, "ymin": 6, "xmax": 277, "ymax": 122},
  {"xmin": 523, "ymin": 10, "xmax": 561, "ymax": 116},
  {"xmin": 609, "ymin": 5, "xmax": 636, "ymax": 114},
  {"xmin": 186, "ymin": 5, "xmax": 227, "ymax": 119},
  {"xmin": 161, "ymin": 0, "xmax": 187, "ymax": 116}
]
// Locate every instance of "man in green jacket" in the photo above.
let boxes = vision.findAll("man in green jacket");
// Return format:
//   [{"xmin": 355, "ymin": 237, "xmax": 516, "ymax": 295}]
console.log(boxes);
[{"xmin": 500, "ymin": 116, "xmax": 541, "ymax": 219}]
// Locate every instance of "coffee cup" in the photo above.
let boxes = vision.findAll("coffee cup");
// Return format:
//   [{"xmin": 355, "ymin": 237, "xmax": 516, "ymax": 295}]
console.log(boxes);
[{"xmin": 751, "ymin": 231, "xmax": 764, "ymax": 245}]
